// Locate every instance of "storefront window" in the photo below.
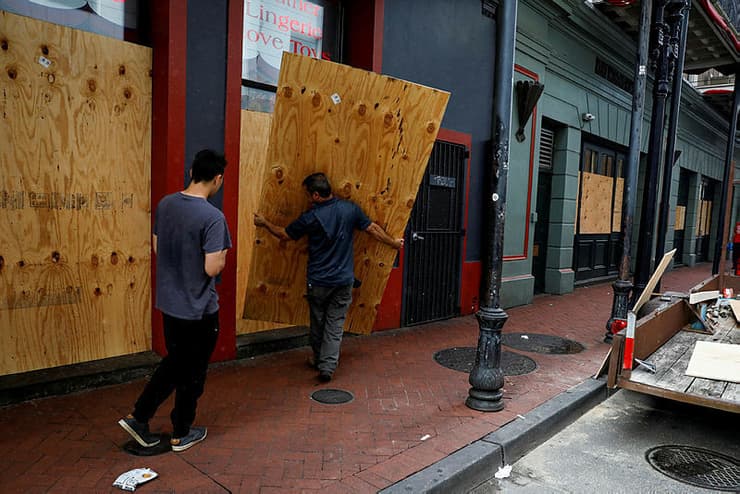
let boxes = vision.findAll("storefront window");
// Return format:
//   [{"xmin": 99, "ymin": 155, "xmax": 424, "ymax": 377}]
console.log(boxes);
[
  {"xmin": 242, "ymin": 0, "xmax": 341, "ymax": 112},
  {"xmin": 0, "ymin": 0, "xmax": 144, "ymax": 44}
]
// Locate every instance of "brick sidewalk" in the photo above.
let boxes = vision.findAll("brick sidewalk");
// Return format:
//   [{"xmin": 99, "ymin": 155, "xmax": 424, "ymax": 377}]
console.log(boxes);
[{"xmin": 0, "ymin": 264, "xmax": 712, "ymax": 493}]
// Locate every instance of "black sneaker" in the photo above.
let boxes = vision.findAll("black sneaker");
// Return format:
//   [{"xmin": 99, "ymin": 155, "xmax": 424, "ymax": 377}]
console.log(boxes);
[
  {"xmin": 118, "ymin": 415, "xmax": 161, "ymax": 447},
  {"xmin": 170, "ymin": 426, "xmax": 207, "ymax": 452},
  {"xmin": 318, "ymin": 371, "xmax": 332, "ymax": 382}
]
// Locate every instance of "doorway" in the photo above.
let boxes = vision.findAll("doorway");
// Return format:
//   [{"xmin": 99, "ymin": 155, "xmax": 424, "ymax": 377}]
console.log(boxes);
[{"xmin": 402, "ymin": 140, "xmax": 467, "ymax": 326}]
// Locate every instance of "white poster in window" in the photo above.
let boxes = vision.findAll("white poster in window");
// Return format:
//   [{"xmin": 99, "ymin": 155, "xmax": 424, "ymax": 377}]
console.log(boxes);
[{"xmin": 242, "ymin": 0, "xmax": 324, "ymax": 85}]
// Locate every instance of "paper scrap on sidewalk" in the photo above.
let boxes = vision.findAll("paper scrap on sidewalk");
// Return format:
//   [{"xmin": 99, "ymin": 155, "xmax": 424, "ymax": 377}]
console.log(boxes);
[
  {"xmin": 494, "ymin": 465, "xmax": 512, "ymax": 479},
  {"xmin": 420, "ymin": 434, "xmax": 431, "ymax": 441},
  {"xmin": 113, "ymin": 468, "xmax": 158, "ymax": 491}
]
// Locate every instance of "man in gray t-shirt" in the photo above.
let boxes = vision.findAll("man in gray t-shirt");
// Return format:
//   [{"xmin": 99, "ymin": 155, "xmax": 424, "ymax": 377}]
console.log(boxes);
[{"xmin": 119, "ymin": 149, "xmax": 231, "ymax": 453}]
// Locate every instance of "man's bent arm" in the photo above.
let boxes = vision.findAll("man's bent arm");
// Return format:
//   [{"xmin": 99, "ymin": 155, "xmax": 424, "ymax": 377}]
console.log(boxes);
[
  {"xmin": 365, "ymin": 222, "xmax": 404, "ymax": 250},
  {"xmin": 205, "ymin": 249, "xmax": 228, "ymax": 277},
  {"xmin": 254, "ymin": 213, "xmax": 292, "ymax": 242}
]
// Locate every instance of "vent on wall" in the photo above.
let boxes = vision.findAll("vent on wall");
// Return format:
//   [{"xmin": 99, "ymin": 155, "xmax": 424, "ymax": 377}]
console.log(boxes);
[
  {"xmin": 539, "ymin": 127, "xmax": 555, "ymax": 170},
  {"xmin": 482, "ymin": 0, "xmax": 497, "ymax": 18}
]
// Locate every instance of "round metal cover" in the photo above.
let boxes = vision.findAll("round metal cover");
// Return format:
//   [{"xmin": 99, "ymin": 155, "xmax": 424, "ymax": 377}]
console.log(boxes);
[
  {"xmin": 502, "ymin": 333, "xmax": 584, "ymax": 354},
  {"xmin": 645, "ymin": 445, "xmax": 740, "ymax": 491},
  {"xmin": 433, "ymin": 347, "xmax": 536, "ymax": 376},
  {"xmin": 122, "ymin": 435, "xmax": 171, "ymax": 456},
  {"xmin": 311, "ymin": 388, "xmax": 354, "ymax": 405}
]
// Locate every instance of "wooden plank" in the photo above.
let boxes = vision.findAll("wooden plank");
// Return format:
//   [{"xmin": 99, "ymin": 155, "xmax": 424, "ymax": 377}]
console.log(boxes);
[
  {"xmin": 618, "ymin": 378, "xmax": 740, "ymax": 413},
  {"xmin": 692, "ymin": 274, "xmax": 720, "ymax": 293},
  {"xmin": 688, "ymin": 290, "xmax": 720, "ymax": 304},
  {"xmin": 633, "ymin": 299, "xmax": 688, "ymax": 359},
  {"xmin": 631, "ymin": 330, "xmax": 697, "ymax": 388},
  {"xmin": 607, "ymin": 334, "xmax": 624, "ymax": 389},
  {"xmin": 686, "ymin": 378, "xmax": 729, "ymax": 399},
  {"xmin": 244, "ymin": 53, "xmax": 450, "ymax": 333},
  {"xmin": 236, "ymin": 110, "xmax": 291, "ymax": 335},
  {"xmin": 578, "ymin": 172, "xmax": 613, "ymax": 234},
  {"xmin": 0, "ymin": 12, "xmax": 152, "ymax": 375},
  {"xmin": 632, "ymin": 248, "xmax": 676, "ymax": 315}
]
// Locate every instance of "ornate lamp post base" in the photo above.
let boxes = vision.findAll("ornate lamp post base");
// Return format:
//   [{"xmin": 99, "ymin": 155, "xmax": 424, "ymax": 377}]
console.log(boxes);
[{"xmin": 466, "ymin": 307, "xmax": 507, "ymax": 412}]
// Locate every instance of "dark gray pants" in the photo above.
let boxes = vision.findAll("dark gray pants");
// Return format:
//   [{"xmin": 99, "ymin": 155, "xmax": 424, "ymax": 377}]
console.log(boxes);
[{"xmin": 306, "ymin": 283, "xmax": 353, "ymax": 374}]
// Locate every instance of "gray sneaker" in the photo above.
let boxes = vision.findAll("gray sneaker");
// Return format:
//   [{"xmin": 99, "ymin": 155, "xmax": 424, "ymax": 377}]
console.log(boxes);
[
  {"xmin": 118, "ymin": 415, "xmax": 161, "ymax": 447},
  {"xmin": 170, "ymin": 426, "xmax": 207, "ymax": 452}
]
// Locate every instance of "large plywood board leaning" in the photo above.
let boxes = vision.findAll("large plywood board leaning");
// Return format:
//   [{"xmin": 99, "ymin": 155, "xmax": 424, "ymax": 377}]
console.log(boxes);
[
  {"xmin": 0, "ymin": 11, "xmax": 152, "ymax": 375},
  {"xmin": 237, "ymin": 110, "xmax": 291, "ymax": 335},
  {"xmin": 244, "ymin": 53, "xmax": 449, "ymax": 333}
]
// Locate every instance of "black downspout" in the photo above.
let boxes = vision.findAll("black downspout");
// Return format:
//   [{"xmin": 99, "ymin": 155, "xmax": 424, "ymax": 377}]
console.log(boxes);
[
  {"xmin": 606, "ymin": 0, "xmax": 653, "ymax": 341},
  {"xmin": 632, "ymin": 0, "xmax": 672, "ymax": 305},
  {"xmin": 466, "ymin": 0, "xmax": 517, "ymax": 412},
  {"xmin": 654, "ymin": 1, "xmax": 690, "ymax": 290},
  {"xmin": 712, "ymin": 69, "xmax": 740, "ymax": 275}
]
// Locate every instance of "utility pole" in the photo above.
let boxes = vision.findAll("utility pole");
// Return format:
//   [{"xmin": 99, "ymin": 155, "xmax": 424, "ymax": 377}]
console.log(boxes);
[
  {"xmin": 655, "ymin": 1, "xmax": 690, "ymax": 291},
  {"xmin": 466, "ymin": 0, "xmax": 517, "ymax": 412},
  {"xmin": 605, "ymin": 0, "xmax": 653, "ymax": 342}
]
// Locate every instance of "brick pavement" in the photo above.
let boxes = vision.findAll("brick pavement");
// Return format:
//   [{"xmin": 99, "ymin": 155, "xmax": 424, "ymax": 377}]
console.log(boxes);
[{"xmin": 0, "ymin": 264, "xmax": 712, "ymax": 493}]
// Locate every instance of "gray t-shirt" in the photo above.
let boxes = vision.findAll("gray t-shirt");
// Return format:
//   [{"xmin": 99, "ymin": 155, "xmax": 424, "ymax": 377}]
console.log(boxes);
[{"xmin": 154, "ymin": 192, "xmax": 232, "ymax": 320}]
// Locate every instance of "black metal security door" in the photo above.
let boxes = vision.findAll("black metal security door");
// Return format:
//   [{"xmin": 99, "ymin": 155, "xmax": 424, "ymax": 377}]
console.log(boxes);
[
  {"xmin": 696, "ymin": 177, "xmax": 715, "ymax": 262},
  {"xmin": 402, "ymin": 141, "xmax": 466, "ymax": 326}
]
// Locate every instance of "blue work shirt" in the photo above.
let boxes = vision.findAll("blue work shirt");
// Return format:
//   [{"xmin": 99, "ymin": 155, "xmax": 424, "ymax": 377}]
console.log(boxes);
[{"xmin": 285, "ymin": 197, "xmax": 371, "ymax": 287}]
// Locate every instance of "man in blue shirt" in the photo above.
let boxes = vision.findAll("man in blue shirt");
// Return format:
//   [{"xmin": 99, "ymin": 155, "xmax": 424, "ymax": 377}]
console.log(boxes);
[
  {"xmin": 119, "ymin": 149, "xmax": 231, "ymax": 452},
  {"xmin": 255, "ymin": 173, "xmax": 403, "ymax": 382}
]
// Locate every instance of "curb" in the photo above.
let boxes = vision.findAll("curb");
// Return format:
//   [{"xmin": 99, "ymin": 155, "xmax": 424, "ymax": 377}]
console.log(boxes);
[{"xmin": 380, "ymin": 377, "xmax": 608, "ymax": 494}]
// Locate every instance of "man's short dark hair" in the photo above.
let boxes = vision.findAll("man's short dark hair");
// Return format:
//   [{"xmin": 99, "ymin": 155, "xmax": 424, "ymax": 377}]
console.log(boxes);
[
  {"xmin": 190, "ymin": 149, "xmax": 227, "ymax": 183},
  {"xmin": 302, "ymin": 172, "xmax": 332, "ymax": 198}
]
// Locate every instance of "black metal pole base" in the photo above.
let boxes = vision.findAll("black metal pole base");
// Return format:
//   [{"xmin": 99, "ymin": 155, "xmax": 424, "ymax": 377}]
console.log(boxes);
[
  {"xmin": 605, "ymin": 279, "xmax": 633, "ymax": 343},
  {"xmin": 466, "ymin": 307, "xmax": 507, "ymax": 412}
]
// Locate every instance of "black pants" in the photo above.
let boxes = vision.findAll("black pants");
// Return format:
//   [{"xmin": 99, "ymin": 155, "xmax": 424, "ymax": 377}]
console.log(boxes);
[{"xmin": 133, "ymin": 311, "xmax": 219, "ymax": 438}]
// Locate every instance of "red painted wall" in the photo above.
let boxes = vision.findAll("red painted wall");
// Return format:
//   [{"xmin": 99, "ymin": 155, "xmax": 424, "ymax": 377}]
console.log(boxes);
[{"xmin": 149, "ymin": 0, "xmax": 187, "ymax": 355}]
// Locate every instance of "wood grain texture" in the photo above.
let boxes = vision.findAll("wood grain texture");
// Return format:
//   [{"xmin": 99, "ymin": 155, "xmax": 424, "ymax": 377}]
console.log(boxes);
[
  {"xmin": 236, "ymin": 110, "xmax": 291, "ymax": 335},
  {"xmin": 244, "ymin": 53, "xmax": 449, "ymax": 333},
  {"xmin": 578, "ymin": 172, "xmax": 613, "ymax": 234},
  {"xmin": 612, "ymin": 177, "xmax": 623, "ymax": 232},
  {"xmin": 0, "ymin": 11, "xmax": 152, "ymax": 375}
]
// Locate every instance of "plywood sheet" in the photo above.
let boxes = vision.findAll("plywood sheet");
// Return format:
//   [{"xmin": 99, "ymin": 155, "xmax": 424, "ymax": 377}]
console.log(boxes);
[
  {"xmin": 612, "ymin": 177, "xmax": 623, "ymax": 233},
  {"xmin": 244, "ymin": 53, "xmax": 449, "ymax": 333},
  {"xmin": 236, "ymin": 110, "xmax": 291, "ymax": 335},
  {"xmin": 685, "ymin": 341, "xmax": 740, "ymax": 383},
  {"xmin": 579, "ymin": 172, "xmax": 613, "ymax": 234},
  {"xmin": 674, "ymin": 205, "xmax": 686, "ymax": 231},
  {"xmin": 0, "ymin": 11, "xmax": 152, "ymax": 375}
]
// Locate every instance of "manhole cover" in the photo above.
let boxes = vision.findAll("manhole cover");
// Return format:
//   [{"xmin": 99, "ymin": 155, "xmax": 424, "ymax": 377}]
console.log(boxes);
[
  {"xmin": 122, "ymin": 435, "xmax": 172, "ymax": 456},
  {"xmin": 311, "ymin": 388, "xmax": 354, "ymax": 405},
  {"xmin": 502, "ymin": 333, "xmax": 584, "ymax": 354},
  {"xmin": 433, "ymin": 347, "xmax": 536, "ymax": 376},
  {"xmin": 646, "ymin": 445, "xmax": 740, "ymax": 491}
]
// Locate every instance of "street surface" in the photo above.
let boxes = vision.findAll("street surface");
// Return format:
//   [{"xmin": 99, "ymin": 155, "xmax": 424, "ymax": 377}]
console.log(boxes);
[{"xmin": 473, "ymin": 389, "xmax": 739, "ymax": 493}]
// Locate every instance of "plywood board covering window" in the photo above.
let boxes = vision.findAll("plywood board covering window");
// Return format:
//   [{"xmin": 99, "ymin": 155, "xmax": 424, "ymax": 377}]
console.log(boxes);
[
  {"xmin": 243, "ymin": 53, "xmax": 449, "ymax": 333},
  {"xmin": 0, "ymin": 11, "xmax": 152, "ymax": 375}
]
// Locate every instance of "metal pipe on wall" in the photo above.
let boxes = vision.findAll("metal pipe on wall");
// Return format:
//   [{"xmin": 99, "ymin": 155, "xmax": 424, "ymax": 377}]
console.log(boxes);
[{"xmin": 466, "ymin": 0, "xmax": 518, "ymax": 412}]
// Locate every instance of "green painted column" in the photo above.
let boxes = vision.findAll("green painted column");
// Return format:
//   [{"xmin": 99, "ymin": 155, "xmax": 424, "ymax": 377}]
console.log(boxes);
[{"xmin": 544, "ymin": 125, "xmax": 580, "ymax": 294}]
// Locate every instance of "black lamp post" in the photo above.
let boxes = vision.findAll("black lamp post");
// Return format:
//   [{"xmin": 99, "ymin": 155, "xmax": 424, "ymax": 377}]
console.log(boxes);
[
  {"xmin": 466, "ymin": 0, "xmax": 518, "ymax": 412},
  {"xmin": 606, "ymin": 0, "xmax": 653, "ymax": 341}
]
